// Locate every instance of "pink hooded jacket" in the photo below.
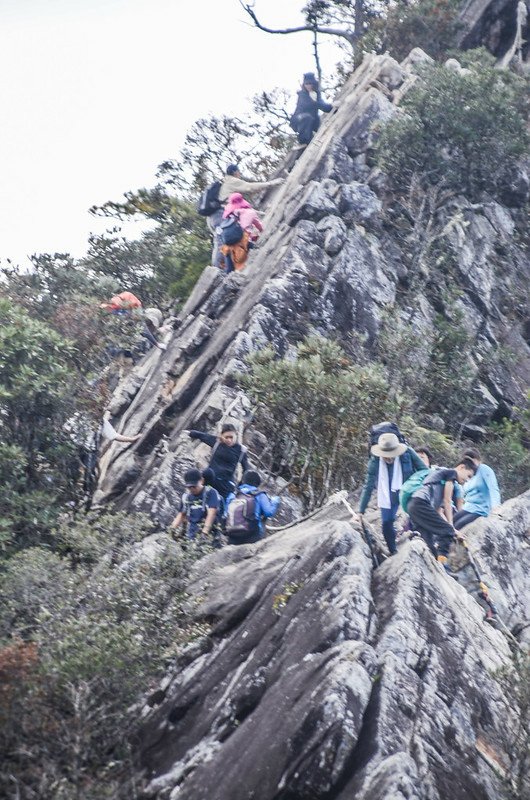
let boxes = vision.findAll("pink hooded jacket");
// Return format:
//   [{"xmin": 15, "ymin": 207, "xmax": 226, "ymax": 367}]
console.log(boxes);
[{"xmin": 222, "ymin": 192, "xmax": 263, "ymax": 238}]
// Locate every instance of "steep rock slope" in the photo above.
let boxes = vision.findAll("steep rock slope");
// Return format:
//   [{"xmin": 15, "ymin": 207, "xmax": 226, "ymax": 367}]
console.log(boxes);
[
  {"xmin": 136, "ymin": 491, "xmax": 530, "ymax": 800},
  {"xmin": 94, "ymin": 49, "xmax": 530, "ymax": 522}
]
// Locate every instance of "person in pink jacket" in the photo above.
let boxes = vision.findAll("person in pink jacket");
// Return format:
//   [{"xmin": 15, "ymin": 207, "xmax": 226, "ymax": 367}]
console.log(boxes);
[{"xmin": 220, "ymin": 193, "xmax": 263, "ymax": 272}]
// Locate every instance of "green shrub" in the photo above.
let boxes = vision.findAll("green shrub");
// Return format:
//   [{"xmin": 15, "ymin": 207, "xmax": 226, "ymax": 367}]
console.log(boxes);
[
  {"xmin": 376, "ymin": 52, "xmax": 529, "ymax": 201},
  {"xmin": 0, "ymin": 513, "xmax": 207, "ymax": 800},
  {"xmin": 364, "ymin": 0, "xmax": 462, "ymax": 62},
  {"xmin": 376, "ymin": 306, "xmax": 477, "ymax": 432},
  {"xmin": 240, "ymin": 335, "xmax": 393, "ymax": 509},
  {"xmin": 481, "ymin": 403, "xmax": 530, "ymax": 500}
]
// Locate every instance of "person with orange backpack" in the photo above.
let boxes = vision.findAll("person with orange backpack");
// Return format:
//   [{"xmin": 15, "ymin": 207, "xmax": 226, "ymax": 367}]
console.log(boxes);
[
  {"xmin": 100, "ymin": 290, "xmax": 142, "ymax": 314},
  {"xmin": 219, "ymin": 193, "xmax": 263, "ymax": 273}
]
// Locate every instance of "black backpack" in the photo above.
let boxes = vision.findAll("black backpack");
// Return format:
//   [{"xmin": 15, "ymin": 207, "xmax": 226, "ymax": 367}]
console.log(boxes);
[
  {"xmin": 220, "ymin": 214, "xmax": 244, "ymax": 246},
  {"xmin": 197, "ymin": 181, "xmax": 222, "ymax": 217},
  {"xmin": 369, "ymin": 421, "xmax": 406, "ymax": 448}
]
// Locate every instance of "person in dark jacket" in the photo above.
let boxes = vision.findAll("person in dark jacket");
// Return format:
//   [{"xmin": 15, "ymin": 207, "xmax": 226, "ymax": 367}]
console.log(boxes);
[
  {"xmin": 290, "ymin": 72, "xmax": 332, "ymax": 145},
  {"xmin": 189, "ymin": 423, "xmax": 249, "ymax": 500},
  {"xmin": 407, "ymin": 458, "xmax": 477, "ymax": 569},
  {"xmin": 358, "ymin": 433, "xmax": 426, "ymax": 555}
]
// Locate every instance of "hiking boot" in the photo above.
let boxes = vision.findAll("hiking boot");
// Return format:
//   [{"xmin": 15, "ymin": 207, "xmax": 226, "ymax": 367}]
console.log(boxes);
[{"xmin": 437, "ymin": 555, "xmax": 451, "ymax": 573}]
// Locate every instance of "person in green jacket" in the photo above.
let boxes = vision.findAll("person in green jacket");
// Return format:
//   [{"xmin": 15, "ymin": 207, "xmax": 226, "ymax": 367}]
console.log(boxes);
[{"xmin": 358, "ymin": 433, "xmax": 425, "ymax": 555}]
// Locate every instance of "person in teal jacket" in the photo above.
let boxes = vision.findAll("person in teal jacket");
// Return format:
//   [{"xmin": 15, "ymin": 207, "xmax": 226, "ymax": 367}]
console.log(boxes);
[
  {"xmin": 359, "ymin": 433, "xmax": 425, "ymax": 555},
  {"xmin": 453, "ymin": 447, "xmax": 501, "ymax": 530}
]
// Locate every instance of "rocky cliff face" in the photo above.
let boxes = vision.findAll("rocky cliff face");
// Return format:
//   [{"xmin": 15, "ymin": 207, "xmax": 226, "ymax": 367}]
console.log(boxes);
[
  {"xmin": 93, "ymin": 49, "xmax": 530, "ymax": 523},
  {"xmin": 135, "ymin": 491, "xmax": 530, "ymax": 800},
  {"xmin": 89, "ymin": 44, "xmax": 530, "ymax": 800}
]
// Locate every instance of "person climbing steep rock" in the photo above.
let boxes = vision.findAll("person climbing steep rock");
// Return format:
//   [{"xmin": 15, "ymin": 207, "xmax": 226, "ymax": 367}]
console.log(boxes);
[
  {"xmin": 290, "ymin": 72, "xmax": 332, "ymax": 145},
  {"xmin": 399, "ymin": 445, "xmax": 464, "ymax": 537},
  {"xmin": 142, "ymin": 307, "xmax": 169, "ymax": 353},
  {"xmin": 170, "ymin": 468, "xmax": 222, "ymax": 545},
  {"xmin": 225, "ymin": 470, "xmax": 280, "ymax": 545},
  {"xmin": 220, "ymin": 192, "xmax": 263, "ymax": 273},
  {"xmin": 202, "ymin": 164, "xmax": 282, "ymax": 270},
  {"xmin": 100, "ymin": 290, "xmax": 142, "ymax": 313},
  {"xmin": 188, "ymin": 423, "xmax": 249, "ymax": 501},
  {"xmin": 75, "ymin": 412, "xmax": 141, "ymax": 504},
  {"xmin": 453, "ymin": 447, "xmax": 501, "ymax": 530},
  {"xmin": 358, "ymin": 427, "xmax": 426, "ymax": 555},
  {"xmin": 407, "ymin": 457, "xmax": 477, "ymax": 571}
]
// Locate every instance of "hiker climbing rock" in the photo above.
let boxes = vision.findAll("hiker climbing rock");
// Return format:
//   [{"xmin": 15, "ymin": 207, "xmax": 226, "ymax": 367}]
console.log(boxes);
[
  {"xmin": 358, "ymin": 425, "xmax": 426, "ymax": 555},
  {"xmin": 199, "ymin": 164, "xmax": 282, "ymax": 269},
  {"xmin": 142, "ymin": 307, "xmax": 169, "ymax": 352},
  {"xmin": 407, "ymin": 457, "xmax": 477, "ymax": 570},
  {"xmin": 170, "ymin": 468, "xmax": 222, "ymax": 545},
  {"xmin": 290, "ymin": 72, "xmax": 332, "ymax": 145},
  {"xmin": 75, "ymin": 413, "xmax": 140, "ymax": 502},
  {"xmin": 453, "ymin": 447, "xmax": 501, "ymax": 530},
  {"xmin": 225, "ymin": 470, "xmax": 280, "ymax": 545},
  {"xmin": 188, "ymin": 423, "xmax": 249, "ymax": 501},
  {"xmin": 399, "ymin": 445, "xmax": 464, "ymax": 533},
  {"xmin": 100, "ymin": 290, "xmax": 142, "ymax": 314},
  {"xmin": 220, "ymin": 193, "xmax": 263, "ymax": 273}
]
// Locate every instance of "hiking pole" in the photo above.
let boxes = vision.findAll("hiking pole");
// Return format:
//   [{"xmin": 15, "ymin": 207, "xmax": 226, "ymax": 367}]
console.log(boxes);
[
  {"xmin": 459, "ymin": 536, "xmax": 498, "ymax": 619},
  {"xmin": 330, "ymin": 491, "xmax": 382, "ymax": 569},
  {"xmin": 459, "ymin": 536, "xmax": 522, "ymax": 650},
  {"xmin": 360, "ymin": 518, "xmax": 383, "ymax": 570}
]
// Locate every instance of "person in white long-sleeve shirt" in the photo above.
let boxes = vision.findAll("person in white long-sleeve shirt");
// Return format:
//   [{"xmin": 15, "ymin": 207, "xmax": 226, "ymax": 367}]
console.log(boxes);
[{"xmin": 208, "ymin": 164, "xmax": 282, "ymax": 268}]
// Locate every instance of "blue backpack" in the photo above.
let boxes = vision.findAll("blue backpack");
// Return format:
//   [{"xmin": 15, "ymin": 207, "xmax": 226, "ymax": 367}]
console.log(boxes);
[{"xmin": 220, "ymin": 214, "xmax": 244, "ymax": 246}]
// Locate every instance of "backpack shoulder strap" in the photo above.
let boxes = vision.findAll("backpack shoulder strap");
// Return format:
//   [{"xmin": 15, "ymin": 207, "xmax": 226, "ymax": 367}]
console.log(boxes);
[{"xmin": 237, "ymin": 445, "xmax": 247, "ymax": 465}]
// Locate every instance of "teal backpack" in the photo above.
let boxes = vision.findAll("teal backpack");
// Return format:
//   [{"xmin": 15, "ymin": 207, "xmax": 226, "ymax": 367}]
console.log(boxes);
[{"xmin": 399, "ymin": 468, "xmax": 431, "ymax": 513}]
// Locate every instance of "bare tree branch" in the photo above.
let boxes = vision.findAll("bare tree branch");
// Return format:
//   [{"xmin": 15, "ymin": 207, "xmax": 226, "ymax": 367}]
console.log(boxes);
[{"xmin": 239, "ymin": 1, "xmax": 358, "ymax": 47}]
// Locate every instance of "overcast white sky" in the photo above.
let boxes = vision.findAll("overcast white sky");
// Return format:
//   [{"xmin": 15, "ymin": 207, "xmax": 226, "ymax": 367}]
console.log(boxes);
[{"xmin": 0, "ymin": 0, "xmax": 341, "ymax": 267}]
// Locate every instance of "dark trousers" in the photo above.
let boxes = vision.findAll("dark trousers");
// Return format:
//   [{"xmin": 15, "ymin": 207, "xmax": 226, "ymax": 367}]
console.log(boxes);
[
  {"xmin": 408, "ymin": 498, "xmax": 455, "ymax": 558},
  {"xmin": 227, "ymin": 531, "xmax": 262, "ymax": 546},
  {"xmin": 291, "ymin": 112, "xmax": 319, "ymax": 144},
  {"xmin": 453, "ymin": 510, "xmax": 481, "ymax": 530},
  {"xmin": 380, "ymin": 493, "xmax": 400, "ymax": 554},
  {"xmin": 224, "ymin": 252, "xmax": 235, "ymax": 273}
]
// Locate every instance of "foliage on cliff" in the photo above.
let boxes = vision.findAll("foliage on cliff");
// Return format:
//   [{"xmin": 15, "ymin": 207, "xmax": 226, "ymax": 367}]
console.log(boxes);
[{"xmin": 0, "ymin": 514, "xmax": 205, "ymax": 800}]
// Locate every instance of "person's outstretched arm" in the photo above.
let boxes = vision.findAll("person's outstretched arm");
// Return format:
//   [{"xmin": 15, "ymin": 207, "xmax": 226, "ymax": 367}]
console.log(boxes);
[
  {"xmin": 114, "ymin": 432, "xmax": 141, "ymax": 443},
  {"xmin": 189, "ymin": 430, "xmax": 217, "ymax": 447},
  {"xmin": 359, "ymin": 457, "xmax": 377, "ymax": 514},
  {"xmin": 442, "ymin": 480, "xmax": 454, "ymax": 526},
  {"xmin": 222, "ymin": 176, "xmax": 282, "ymax": 196},
  {"xmin": 318, "ymin": 96, "xmax": 333, "ymax": 113},
  {"xmin": 171, "ymin": 510, "xmax": 185, "ymax": 529},
  {"xmin": 257, "ymin": 492, "xmax": 280, "ymax": 518}
]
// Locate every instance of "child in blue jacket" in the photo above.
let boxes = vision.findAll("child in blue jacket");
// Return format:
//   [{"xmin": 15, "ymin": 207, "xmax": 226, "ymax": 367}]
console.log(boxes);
[{"xmin": 225, "ymin": 471, "xmax": 280, "ymax": 545}]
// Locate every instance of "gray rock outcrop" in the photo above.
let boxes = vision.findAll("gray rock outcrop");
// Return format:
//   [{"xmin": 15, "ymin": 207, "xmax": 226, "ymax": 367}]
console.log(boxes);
[
  {"xmin": 93, "ymin": 50, "xmax": 530, "ymax": 523},
  {"xmin": 137, "ymin": 490, "xmax": 530, "ymax": 800}
]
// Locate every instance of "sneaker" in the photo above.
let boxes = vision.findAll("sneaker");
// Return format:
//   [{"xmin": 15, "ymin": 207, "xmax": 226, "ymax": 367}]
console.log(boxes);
[{"xmin": 437, "ymin": 555, "xmax": 451, "ymax": 573}]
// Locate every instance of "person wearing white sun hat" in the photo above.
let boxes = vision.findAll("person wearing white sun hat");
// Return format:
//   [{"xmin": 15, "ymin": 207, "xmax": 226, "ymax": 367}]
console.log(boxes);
[{"xmin": 358, "ymin": 432, "xmax": 426, "ymax": 555}]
